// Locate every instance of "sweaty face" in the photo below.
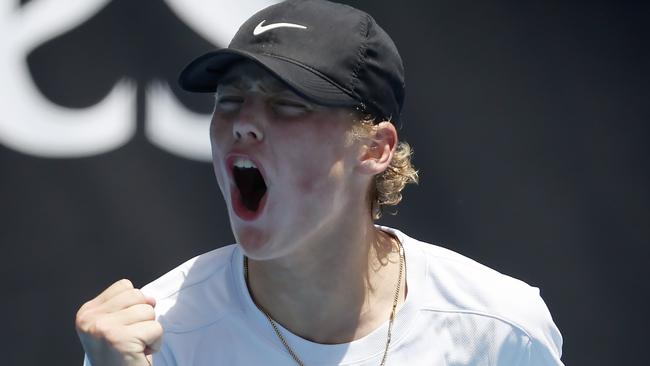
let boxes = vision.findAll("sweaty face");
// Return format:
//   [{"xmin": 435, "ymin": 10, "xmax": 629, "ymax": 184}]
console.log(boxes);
[{"xmin": 210, "ymin": 61, "xmax": 365, "ymax": 259}]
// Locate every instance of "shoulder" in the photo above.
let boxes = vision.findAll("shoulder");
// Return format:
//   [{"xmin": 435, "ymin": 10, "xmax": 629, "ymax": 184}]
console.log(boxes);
[
  {"xmin": 384, "ymin": 226, "xmax": 563, "ymax": 361},
  {"xmin": 141, "ymin": 244, "xmax": 242, "ymax": 333}
]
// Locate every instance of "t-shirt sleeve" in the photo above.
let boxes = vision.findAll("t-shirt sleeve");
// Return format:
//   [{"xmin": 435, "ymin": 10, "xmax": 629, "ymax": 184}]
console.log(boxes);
[
  {"xmin": 523, "ymin": 287, "xmax": 564, "ymax": 365},
  {"xmin": 527, "ymin": 338, "xmax": 565, "ymax": 366},
  {"xmin": 528, "ymin": 341, "xmax": 564, "ymax": 366}
]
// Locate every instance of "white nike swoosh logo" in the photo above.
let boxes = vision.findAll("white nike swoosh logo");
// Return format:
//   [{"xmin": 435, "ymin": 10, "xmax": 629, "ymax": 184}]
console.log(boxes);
[{"xmin": 253, "ymin": 20, "xmax": 307, "ymax": 36}]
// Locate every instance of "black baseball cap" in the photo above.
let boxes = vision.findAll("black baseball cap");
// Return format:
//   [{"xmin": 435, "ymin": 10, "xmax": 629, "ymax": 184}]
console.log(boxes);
[{"xmin": 178, "ymin": 0, "xmax": 405, "ymax": 123}]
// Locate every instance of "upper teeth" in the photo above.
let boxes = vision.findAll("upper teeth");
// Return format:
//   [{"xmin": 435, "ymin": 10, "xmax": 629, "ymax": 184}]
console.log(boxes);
[{"xmin": 233, "ymin": 157, "xmax": 257, "ymax": 169}]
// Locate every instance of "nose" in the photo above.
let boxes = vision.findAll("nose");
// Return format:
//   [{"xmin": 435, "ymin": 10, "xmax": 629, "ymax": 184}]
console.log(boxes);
[
  {"xmin": 232, "ymin": 102, "xmax": 264, "ymax": 144},
  {"xmin": 233, "ymin": 120, "xmax": 264, "ymax": 143}
]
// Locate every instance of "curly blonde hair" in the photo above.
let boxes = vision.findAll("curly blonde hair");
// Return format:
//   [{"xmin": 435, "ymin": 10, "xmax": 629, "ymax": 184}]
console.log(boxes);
[{"xmin": 350, "ymin": 115, "xmax": 419, "ymax": 220}]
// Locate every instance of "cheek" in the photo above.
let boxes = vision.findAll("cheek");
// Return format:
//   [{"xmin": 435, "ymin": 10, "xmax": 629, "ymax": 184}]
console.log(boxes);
[
  {"xmin": 293, "ymin": 160, "xmax": 345, "ymax": 195},
  {"xmin": 210, "ymin": 117, "xmax": 232, "ymax": 176},
  {"xmin": 210, "ymin": 114, "xmax": 232, "ymax": 149},
  {"xmin": 277, "ymin": 125, "xmax": 351, "ymax": 196}
]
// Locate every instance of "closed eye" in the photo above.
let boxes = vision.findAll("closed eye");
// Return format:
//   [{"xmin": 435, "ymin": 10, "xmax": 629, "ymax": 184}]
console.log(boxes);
[
  {"xmin": 271, "ymin": 99, "xmax": 311, "ymax": 116},
  {"xmin": 215, "ymin": 95, "xmax": 244, "ymax": 112}
]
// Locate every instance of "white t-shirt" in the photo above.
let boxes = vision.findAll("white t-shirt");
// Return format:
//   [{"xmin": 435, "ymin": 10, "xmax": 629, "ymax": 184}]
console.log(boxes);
[{"xmin": 84, "ymin": 226, "xmax": 563, "ymax": 365}]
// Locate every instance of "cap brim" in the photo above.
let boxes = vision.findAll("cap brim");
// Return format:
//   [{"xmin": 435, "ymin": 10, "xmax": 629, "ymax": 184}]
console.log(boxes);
[{"xmin": 178, "ymin": 49, "xmax": 360, "ymax": 108}]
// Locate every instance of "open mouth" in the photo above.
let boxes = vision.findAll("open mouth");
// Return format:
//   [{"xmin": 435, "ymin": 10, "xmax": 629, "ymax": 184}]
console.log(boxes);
[{"xmin": 230, "ymin": 156, "xmax": 268, "ymax": 219}]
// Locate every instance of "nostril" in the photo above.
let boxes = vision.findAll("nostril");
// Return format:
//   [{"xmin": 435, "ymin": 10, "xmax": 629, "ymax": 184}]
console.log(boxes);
[{"xmin": 233, "ymin": 124, "xmax": 263, "ymax": 142}]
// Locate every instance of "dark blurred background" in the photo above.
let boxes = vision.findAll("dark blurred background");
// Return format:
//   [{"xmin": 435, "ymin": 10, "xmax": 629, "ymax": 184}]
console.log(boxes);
[{"xmin": 1, "ymin": 0, "xmax": 648, "ymax": 364}]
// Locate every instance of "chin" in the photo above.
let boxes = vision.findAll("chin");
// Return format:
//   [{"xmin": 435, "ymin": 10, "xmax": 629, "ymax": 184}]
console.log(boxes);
[{"xmin": 233, "ymin": 223, "xmax": 273, "ymax": 259}]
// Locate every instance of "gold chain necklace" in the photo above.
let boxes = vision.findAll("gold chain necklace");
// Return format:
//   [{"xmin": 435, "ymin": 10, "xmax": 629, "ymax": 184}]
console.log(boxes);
[{"xmin": 243, "ymin": 242, "xmax": 404, "ymax": 366}]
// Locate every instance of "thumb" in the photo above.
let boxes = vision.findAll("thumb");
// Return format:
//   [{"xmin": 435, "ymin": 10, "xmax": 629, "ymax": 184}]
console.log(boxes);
[{"xmin": 144, "ymin": 295, "xmax": 156, "ymax": 308}]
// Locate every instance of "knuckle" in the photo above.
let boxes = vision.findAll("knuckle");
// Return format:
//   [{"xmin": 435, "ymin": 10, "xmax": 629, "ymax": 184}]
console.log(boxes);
[
  {"xmin": 117, "ymin": 278, "xmax": 133, "ymax": 289},
  {"xmin": 75, "ymin": 303, "xmax": 99, "ymax": 331},
  {"xmin": 77, "ymin": 298, "xmax": 97, "ymax": 314},
  {"xmin": 75, "ymin": 311, "xmax": 92, "ymax": 331},
  {"xmin": 144, "ymin": 305, "xmax": 156, "ymax": 320},
  {"xmin": 136, "ymin": 303, "xmax": 154, "ymax": 316},
  {"xmin": 77, "ymin": 301, "xmax": 89, "ymax": 314},
  {"xmin": 133, "ymin": 303, "xmax": 155, "ymax": 320},
  {"xmin": 130, "ymin": 288, "xmax": 145, "ymax": 301}
]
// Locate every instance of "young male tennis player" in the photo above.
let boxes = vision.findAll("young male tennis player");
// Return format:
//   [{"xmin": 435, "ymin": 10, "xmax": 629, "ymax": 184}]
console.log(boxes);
[{"xmin": 76, "ymin": 1, "xmax": 563, "ymax": 365}]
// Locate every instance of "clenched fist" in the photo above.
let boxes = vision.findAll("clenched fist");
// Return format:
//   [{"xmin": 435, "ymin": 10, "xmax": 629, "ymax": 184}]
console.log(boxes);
[{"xmin": 76, "ymin": 279, "xmax": 163, "ymax": 366}]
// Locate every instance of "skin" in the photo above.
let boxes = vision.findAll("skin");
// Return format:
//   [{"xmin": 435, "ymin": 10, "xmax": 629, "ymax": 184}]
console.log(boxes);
[
  {"xmin": 212, "ymin": 61, "xmax": 406, "ymax": 344},
  {"xmin": 76, "ymin": 279, "xmax": 161, "ymax": 366},
  {"xmin": 74, "ymin": 60, "xmax": 405, "ymax": 365}
]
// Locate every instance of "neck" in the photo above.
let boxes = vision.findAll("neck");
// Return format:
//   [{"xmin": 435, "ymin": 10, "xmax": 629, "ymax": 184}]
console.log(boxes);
[{"xmin": 245, "ymin": 217, "xmax": 405, "ymax": 344}]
